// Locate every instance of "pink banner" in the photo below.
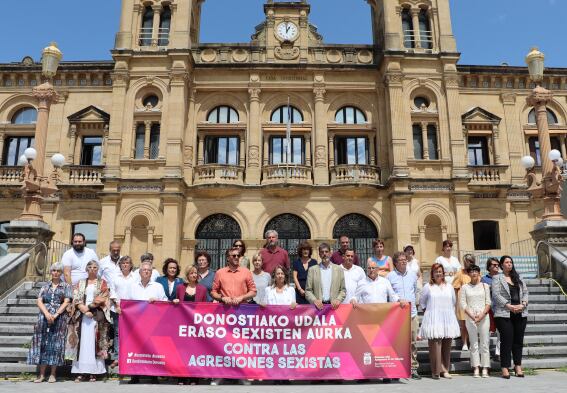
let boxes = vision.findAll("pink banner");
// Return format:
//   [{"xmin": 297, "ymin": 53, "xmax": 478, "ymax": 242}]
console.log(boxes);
[{"xmin": 119, "ymin": 301, "xmax": 410, "ymax": 380}]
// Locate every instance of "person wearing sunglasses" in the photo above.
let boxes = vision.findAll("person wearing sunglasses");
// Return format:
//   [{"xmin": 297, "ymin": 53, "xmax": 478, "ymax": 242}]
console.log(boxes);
[{"xmin": 482, "ymin": 258, "xmax": 501, "ymax": 361}]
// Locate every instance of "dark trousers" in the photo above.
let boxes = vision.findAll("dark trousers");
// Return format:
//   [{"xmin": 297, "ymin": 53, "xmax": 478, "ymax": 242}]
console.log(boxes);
[
  {"xmin": 494, "ymin": 313, "xmax": 527, "ymax": 368},
  {"xmin": 110, "ymin": 310, "xmax": 119, "ymax": 361}
]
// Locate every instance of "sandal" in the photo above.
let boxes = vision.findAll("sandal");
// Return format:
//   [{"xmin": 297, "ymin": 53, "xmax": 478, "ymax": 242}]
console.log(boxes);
[
  {"xmin": 48, "ymin": 375, "xmax": 56, "ymax": 383},
  {"xmin": 89, "ymin": 375, "xmax": 97, "ymax": 382},
  {"xmin": 74, "ymin": 375, "xmax": 84, "ymax": 383},
  {"xmin": 33, "ymin": 376, "xmax": 45, "ymax": 383}
]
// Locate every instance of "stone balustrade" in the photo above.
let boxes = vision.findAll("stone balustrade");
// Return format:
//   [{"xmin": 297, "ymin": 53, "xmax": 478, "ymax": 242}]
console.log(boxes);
[
  {"xmin": 0, "ymin": 166, "xmax": 23, "ymax": 185},
  {"xmin": 330, "ymin": 165, "xmax": 381, "ymax": 185},
  {"xmin": 67, "ymin": 165, "xmax": 104, "ymax": 185},
  {"xmin": 194, "ymin": 164, "xmax": 244, "ymax": 185},
  {"xmin": 262, "ymin": 164, "xmax": 313, "ymax": 185},
  {"xmin": 469, "ymin": 165, "xmax": 503, "ymax": 184}
]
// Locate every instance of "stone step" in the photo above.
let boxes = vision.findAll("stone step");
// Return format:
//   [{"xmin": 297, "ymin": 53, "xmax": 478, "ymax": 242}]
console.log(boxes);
[
  {"xmin": 528, "ymin": 294, "xmax": 567, "ymax": 303},
  {"xmin": 527, "ymin": 313, "xmax": 567, "ymax": 323},
  {"xmin": 0, "ymin": 336, "xmax": 32, "ymax": 347},
  {"xmin": 0, "ymin": 362, "xmax": 37, "ymax": 375},
  {"xmin": 0, "ymin": 306, "xmax": 39, "ymax": 315},
  {"xmin": 418, "ymin": 357, "xmax": 567, "ymax": 373},
  {"xmin": 0, "ymin": 348, "xmax": 28, "ymax": 361},
  {"xmin": 526, "ymin": 323, "xmax": 567, "ymax": 334},
  {"xmin": 0, "ymin": 325, "xmax": 34, "ymax": 335},
  {"xmin": 5, "ymin": 299, "xmax": 37, "ymax": 306},
  {"xmin": 417, "ymin": 345, "xmax": 567, "ymax": 362},
  {"xmin": 0, "ymin": 316, "xmax": 37, "ymax": 325},
  {"xmin": 525, "ymin": 278, "xmax": 552, "ymax": 285},
  {"xmin": 527, "ymin": 303, "xmax": 567, "ymax": 313},
  {"xmin": 527, "ymin": 286, "xmax": 562, "ymax": 294}
]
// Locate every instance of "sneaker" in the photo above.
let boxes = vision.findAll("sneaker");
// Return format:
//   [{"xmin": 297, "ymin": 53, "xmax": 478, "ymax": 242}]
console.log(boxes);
[
  {"xmin": 482, "ymin": 368, "xmax": 489, "ymax": 378},
  {"xmin": 473, "ymin": 368, "xmax": 480, "ymax": 378},
  {"xmin": 210, "ymin": 378, "xmax": 222, "ymax": 386},
  {"xmin": 240, "ymin": 380, "xmax": 252, "ymax": 386},
  {"xmin": 462, "ymin": 344, "xmax": 469, "ymax": 351},
  {"xmin": 411, "ymin": 371, "xmax": 422, "ymax": 380}
]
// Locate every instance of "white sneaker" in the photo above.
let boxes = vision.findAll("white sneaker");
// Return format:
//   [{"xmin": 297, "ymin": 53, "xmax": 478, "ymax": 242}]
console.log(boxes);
[
  {"xmin": 482, "ymin": 368, "xmax": 489, "ymax": 378},
  {"xmin": 210, "ymin": 379, "xmax": 222, "ymax": 386},
  {"xmin": 473, "ymin": 368, "xmax": 480, "ymax": 378},
  {"xmin": 462, "ymin": 344, "xmax": 469, "ymax": 351}
]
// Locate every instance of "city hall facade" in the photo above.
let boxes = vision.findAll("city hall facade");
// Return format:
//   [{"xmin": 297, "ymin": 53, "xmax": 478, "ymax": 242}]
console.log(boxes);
[{"xmin": 1, "ymin": 0, "xmax": 566, "ymax": 269}]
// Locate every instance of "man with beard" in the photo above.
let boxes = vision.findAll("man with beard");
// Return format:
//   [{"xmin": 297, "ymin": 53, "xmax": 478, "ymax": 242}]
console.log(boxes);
[
  {"xmin": 330, "ymin": 235, "xmax": 360, "ymax": 266},
  {"xmin": 98, "ymin": 240, "xmax": 122, "ymax": 289},
  {"xmin": 305, "ymin": 243, "xmax": 346, "ymax": 310},
  {"xmin": 62, "ymin": 233, "xmax": 99, "ymax": 285},
  {"xmin": 259, "ymin": 230, "xmax": 290, "ymax": 274}
]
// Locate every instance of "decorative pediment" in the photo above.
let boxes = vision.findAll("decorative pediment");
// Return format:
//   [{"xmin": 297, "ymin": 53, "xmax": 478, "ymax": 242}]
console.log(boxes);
[
  {"xmin": 462, "ymin": 107, "xmax": 501, "ymax": 125},
  {"xmin": 67, "ymin": 105, "xmax": 110, "ymax": 124}
]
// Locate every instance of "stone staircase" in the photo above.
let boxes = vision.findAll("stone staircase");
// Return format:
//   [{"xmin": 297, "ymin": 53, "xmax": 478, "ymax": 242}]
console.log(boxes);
[
  {"xmin": 417, "ymin": 278, "xmax": 567, "ymax": 373},
  {"xmin": 0, "ymin": 279, "xmax": 565, "ymax": 376}
]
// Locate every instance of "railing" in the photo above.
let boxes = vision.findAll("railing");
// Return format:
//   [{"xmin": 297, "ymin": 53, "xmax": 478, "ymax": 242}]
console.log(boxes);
[
  {"xmin": 194, "ymin": 164, "xmax": 244, "ymax": 185},
  {"xmin": 469, "ymin": 165, "xmax": 502, "ymax": 183},
  {"xmin": 67, "ymin": 165, "xmax": 104, "ymax": 185},
  {"xmin": 403, "ymin": 30, "xmax": 433, "ymax": 50},
  {"xmin": 262, "ymin": 164, "xmax": 312, "ymax": 185},
  {"xmin": 45, "ymin": 239, "xmax": 71, "ymax": 281},
  {"xmin": 535, "ymin": 240, "xmax": 567, "ymax": 289},
  {"xmin": 138, "ymin": 28, "xmax": 170, "ymax": 47},
  {"xmin": 330, "ymin": 164, "xmax": 381, "ymax": 185},
  {"xmin": 0, "ymin": 166, "xmax": 23, "ymax": 184}
]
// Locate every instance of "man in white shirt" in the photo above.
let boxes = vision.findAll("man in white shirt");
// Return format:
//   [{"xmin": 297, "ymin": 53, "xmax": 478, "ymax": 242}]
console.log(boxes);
[
  {"xmin": 352, "ymin": 260, "xmax": 401, "ymax": 305},
  {"xmin": 128, "ymin": 261, "xmax": 167, "ymax": 302},
  {"xmin": 62, "ymin": 233, "xmax": 99, "ymax": 285},
  {"xmin": 133, "ymin": 252, "xmax": 160, "ymax": 282},
  {"xmin": 98, "ymin": 241, "xmax": 122, "ymax": 289},
  {"xmin": 341, "ymin": 249, "xmax": 366, "ymax": 304}
]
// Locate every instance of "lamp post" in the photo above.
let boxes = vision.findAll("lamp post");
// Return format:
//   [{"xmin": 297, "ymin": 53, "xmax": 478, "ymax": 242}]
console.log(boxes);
[
  {"xmin": 521, "ymin": 47, "xmax": 564, "ymax": 221},
  {"xmin": 19, "ymin": 43, "xmax": 65, "ymax": 222}
]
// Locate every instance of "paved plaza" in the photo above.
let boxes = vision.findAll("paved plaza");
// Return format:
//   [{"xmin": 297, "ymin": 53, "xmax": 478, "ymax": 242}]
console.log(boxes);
[{"xmin": 1, "ymin": 371, "xmax": 567, "ymax": 393}]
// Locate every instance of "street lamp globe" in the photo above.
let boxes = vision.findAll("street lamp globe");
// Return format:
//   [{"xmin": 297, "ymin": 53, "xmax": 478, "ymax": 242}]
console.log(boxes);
[
  {"xmin": 549, "ymin": 149, "xmax": 562, "ymax": 162},
  {"xmin": 525, "ymin": 47, "xmax": 545, "ymax": 83},
  {"xmin": 41, "ymin": 42, "xmax": 63, "ymax": 79},
  {"xmin": 51, "ymin": 153, "xmax": 66, "ymax": 168},
  {"xmin": 521, "ymin": 155, "xmax": 536, "ymax": 169},
  {"xmin": 24, "ymin": 147, "xmax": 37, "ymax": 161},
  {"xmin": 18, "ymin": 154, "xmax": 28, "ymax": 166},
  {"xmin": 557, "ymin": 157, "xmax": 564, "ymax": 167}
]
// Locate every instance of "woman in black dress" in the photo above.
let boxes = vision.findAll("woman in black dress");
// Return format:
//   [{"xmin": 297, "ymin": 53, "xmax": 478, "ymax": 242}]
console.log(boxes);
[{"xmin": 292, "ymin": 241, "xmax": 317, "ymax": 304}]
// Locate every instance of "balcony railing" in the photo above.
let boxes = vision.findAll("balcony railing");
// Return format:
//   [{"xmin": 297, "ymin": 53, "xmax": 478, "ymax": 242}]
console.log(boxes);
[
  {"xmin": 468, "ymin": 165, "xmax": 503, "ymax": 184},
  {"xmin": 403, "ymin": 30, "xmax": 433, "ymax": 51},
  {"xmin": 262, "ymin": 164, "xmax": 312, "ymax": 185},
  {"xmin": 0, "ymin": 166, "xmax": 23, "ymax": 185},
  {"xmin": 330, "ymin": 164, "xmax": 381, "ymax": 185},
  {"xmin": 67, "ymin": 165, "xmax": 104, "ymax": 185},
  {"xmin": 138, "ymin": 28, "xmax": 170, "ymax": 47},
  {"xmin": 194, "ymin": 164, "xmax": 244, "ymax": 185}
]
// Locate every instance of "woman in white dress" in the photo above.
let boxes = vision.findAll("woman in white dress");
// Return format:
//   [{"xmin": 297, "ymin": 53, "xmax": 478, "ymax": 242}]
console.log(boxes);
[
  {"xmin": 404, "ymin": 244, "xmax": 423, "ymax": 296},
  {"xmin": 66, "ymin": 260, "xmax": 110, "ymax": 382},
  {"xmin": 434, "ymin": 240, "xmax": 461, "ymax": 286},
  {"xmin": 418, "ymin": 263, "xmax": 461, "ymax": 380},
  {"xmin": 261, "ymin": 265, "xmax": 297, "ymax": 308}
]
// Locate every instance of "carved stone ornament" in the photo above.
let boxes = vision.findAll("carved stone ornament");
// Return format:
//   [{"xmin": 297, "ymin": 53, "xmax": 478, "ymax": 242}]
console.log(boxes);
[
  {"xmin": 200, "ymin": 48, "xmax": 217, "ymax": 63},
  {"xmin": 526, "ymin": 85, "xmax": 553, "ymax": 107},
  {"xmin": 444, "ymin": 75, "xmax": 460, "ymax": 88},
  {"xmin": 313, "ymin": 87, "xmax": 326, "ymax": 101},
  {"xmin": 184, "ymin": 146, "xmax": 194, "ymax": 166},
  {"xmin": 111, "ymin": 72, "xmax": 130, "ymax": 86},
  {"xmin": 248, "ymin": 87, "xmax": 261, "ymax": 101},
  {"xmin": 232, "ymin": 49, "xmax": 249, "ymax": 63},
  {"xmin": 357, "ymin": 50, "xmax": 373, "ymax": 64},
  {"xmin": 248, "ymin": 146, "xmax": 260, "ymax": 167},
  {"xmin": 169, "ymin": 72, "xmax": 189, "ymax": 85},
  {"xmin": 32, "ymin": 83, "xmax": 58, "ymax": 103},
  {"xmin": 275, "ymin": 45, "xmax": 300, "ymax": 60},
  {"xmin": 385, "ymin": 73, "xmax": 403, "ymax": 86},
  {"xmin": 326, "ymin": 49, "xmax": 342, "ymax": 63},
  {"xmin": 501, "ymin": 92, "xmax": 517, "ymax": 104},
  {"xmin": 315, "ymin": 145, "xmax": 326, "ymax": 167}
]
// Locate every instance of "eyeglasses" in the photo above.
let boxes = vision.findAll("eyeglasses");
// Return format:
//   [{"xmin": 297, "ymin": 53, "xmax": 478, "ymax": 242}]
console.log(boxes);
[
  {"xmin": 229, "ymin": 254, "xmax": 240, "ymax": 258},
  {"xmin": 490, "ymin": 264, "xmax": 499, "ymax": 268},
  {"xmin": 234, "ymin": 244, "xmax": 243, "ymax": 247}
]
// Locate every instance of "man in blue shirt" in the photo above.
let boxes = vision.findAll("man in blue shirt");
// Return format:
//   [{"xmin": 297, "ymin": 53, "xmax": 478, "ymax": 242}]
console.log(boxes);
[{"xmin": 387, "ymin": 251, "xmax": 420, "ymax": 380}]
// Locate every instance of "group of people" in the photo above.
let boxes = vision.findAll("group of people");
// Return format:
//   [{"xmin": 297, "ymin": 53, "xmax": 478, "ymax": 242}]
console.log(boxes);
[{"xmin": 27, "ymin": 232, "xmax": 529, "ymax": 384}]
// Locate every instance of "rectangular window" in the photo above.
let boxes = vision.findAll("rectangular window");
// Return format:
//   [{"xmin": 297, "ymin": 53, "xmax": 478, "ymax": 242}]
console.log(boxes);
[
  {"xmin": 335, "ymin": 136, "xmax": 368, "ymax": 165},
  {"xmin": 80, "ymin": 136, "xmax": 103, "ymax": 165},
  {"xmin": 205, "ymin": 136, "xmax": 239, "ymax": 165},
  {"xmin": 529, "ymin": 136, "xmax": 561, "ymax": 166},
  {"xmin": 2, "ymin": 136, "xmax": 34, "ymax": 166},
  {"xmin": 468, "ymin": 136, "xmax": 489, "ymax": 166},
  {"xmin": 413, "ymin": 125, "xmax": 423, "ymax": 159},
  {"xmin": 270, "ymin": 136, "xmax": 304, "ymax": 165},
  {"xmin": 473, "ymin": 221, "xmax": 501, "ymax": 250},
  {"xmin": 149, "ymin": 124, "xmax": 160, "ymax": 159},
  {"xmin": 134, "ymin": 124, "xmax": 145, "ymax": 159},
  {"xmin": 427, "ymin": 125, "xmax": 439, "ymax": 160}
]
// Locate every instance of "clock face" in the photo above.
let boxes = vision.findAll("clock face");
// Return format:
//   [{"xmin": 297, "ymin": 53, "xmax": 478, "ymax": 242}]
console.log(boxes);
[{"xmin": 276, "ymin": 21, "xmax": 299, "ymax": 41}]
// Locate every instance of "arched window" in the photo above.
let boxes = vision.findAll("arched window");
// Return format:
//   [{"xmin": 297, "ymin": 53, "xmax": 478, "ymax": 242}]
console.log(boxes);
[
  {"xmin": 333, "ymin": 214, "xmax": 378, "ymax": 269},
  {"xmin": 140, "ymin": 6, "xmax": 154, "ymax": 46},
  {"xmin": 72, "ymin": 222, "xmax": 98, "ymax": 250},
  {"xmin": 264, "ymin": 214, "xmax": 311, "ymax": 263},
  {"xmin": 335, "ymin": 106, "xmax": 367, "ymax": 124},
  {"xmin": 473, "ymin": 221, "xmax": 500, "ymax": 250},
  {"xmin": 401, "ymin": 8, "xmax": 414, "ymax": 49},
  {"xmin": 528, "ymin": 108, "xmax": 558, "ymax": 125},
  {"xmin": 207, "ymin": 106, "xmax": 239, "ymax": 123},
  {"xmin": 11, "ymin": 107, "xmax": 37, "ymax": 124},
  {"xmin": 196, "ymin": 214, "xmax": 242, "ymax": 271},
  {"xmin": 418, "ymin": 9, "xmax": 432, "ymax": 49},
  {"xmin": 158, "ymin": 6, "xmax": 171, "ymax": 46},
  {"xmin": 270, "ymin": 105, "xmax": 303, "ymax": 124}
]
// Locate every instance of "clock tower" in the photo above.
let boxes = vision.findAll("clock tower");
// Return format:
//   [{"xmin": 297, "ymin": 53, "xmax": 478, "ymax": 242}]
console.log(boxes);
[{"xmin": 261, "ymin": 1, "xmax": 312, "ymax": 63}]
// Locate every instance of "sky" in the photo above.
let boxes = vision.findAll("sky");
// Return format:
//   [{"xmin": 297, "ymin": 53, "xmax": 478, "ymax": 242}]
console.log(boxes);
[{"xmin": 0, "ymin": 0, "xmax": 565, "ymax": 67}]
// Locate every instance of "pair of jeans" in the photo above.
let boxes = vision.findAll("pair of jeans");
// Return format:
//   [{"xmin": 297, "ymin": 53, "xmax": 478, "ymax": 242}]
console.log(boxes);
[{"xmin": 110, "ymin": 310, "xmax": 119, "ymax": 361}]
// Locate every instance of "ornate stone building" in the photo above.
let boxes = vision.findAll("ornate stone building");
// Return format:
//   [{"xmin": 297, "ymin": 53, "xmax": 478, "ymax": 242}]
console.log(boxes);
[{"xmin": 1, "ymin": 0, "xmax": 566, "ymax": 270}]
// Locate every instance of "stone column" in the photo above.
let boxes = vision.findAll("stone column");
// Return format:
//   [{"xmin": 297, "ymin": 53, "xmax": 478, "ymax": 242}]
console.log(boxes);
[
  {"xmin": 328, "ymin": 135, "xmax": 335, "ymax": 167},
  {"xmin": 98, "ymin": 196, "xmax": 118, "ymax": 256},
  {"xmin": 391, "ymin": 195, "xmax": 412, "ymax": 250},
  {"xmin": 369, "ymin": 135, "xmax": 376, "ymax": 165},
  {"xmin": 102, "ymin": 124, "xmax": 109, "ymax": 163},
  {"xmin": 197, "ymin": 134, "xmax": 204, "ymax": 166},
  {"xmin": 313, "ymin": 84, "xmax": 328, "ymax": 185},
  {"xmin": 305, "ymin": 134, "xmax": 311, "ymax": 166},
  {"xmin": 421, "ymin": 122, "xmax": 429, "ymax": 159},
  {"xmin": 143, "ymin": 120, "xmax": 152, "ymax": 159},
  {"xmin": 411, "ymin": 8, "xmax": 421, "ymax": 48},
  {"xmin": 385, "ymin": 71, "xmax": 409, "ymax": 176},
  {"xmin": 67, "ymin": 124, "xmax": 77, "ymax": 164},
  {"xmin": 105, "ymin": 64, "xmax": 130, "ymax": 179},
  {"xmin": 418, "ymin": 225, "xmax": 426, "ymax": 265},
  {"xmin": 492, "ymin": 123, "xmax": 502, "ymax": 165},
  {"xmin": 246, "ymin": 84, "xmax": 262, "ymax": 184},
  {"xmin": 184, "ymin": 87, "xmax": 197, "ymax": 184},
  {"xmin": 162, "ymin": 195, "xmax": 182, "ymax": 260},
  {"xmin": 151, "ymin": 4, "xmax": 162, "ymax": 47},
  {"xmin": 501, "ymin": 93, "xmax": 524, "ymax": 183},
  {"xmin": 115, "ymin": 0, "xmax": 134, "ymax": 49},
  {"xmin": 239, "ymin": 132, "xmax": 246, "ymax": 167},
  {"xmin": 165, "ymin": 68, "xmax": 188, "ymax": 177},
  {"xmin": 123, "ymin": 226, "xmax": 132, "ymax": 255}
]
